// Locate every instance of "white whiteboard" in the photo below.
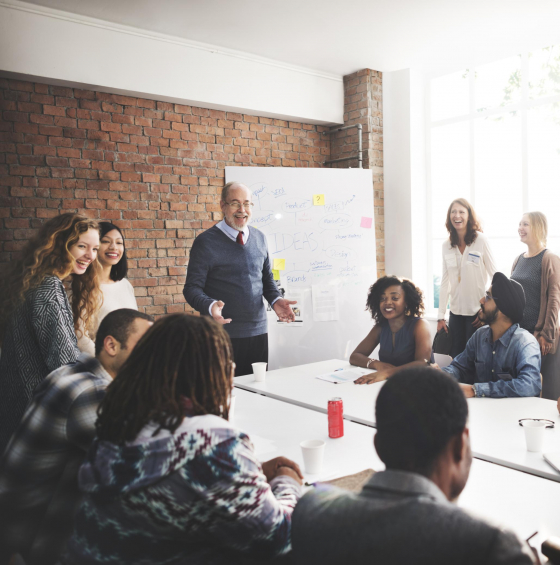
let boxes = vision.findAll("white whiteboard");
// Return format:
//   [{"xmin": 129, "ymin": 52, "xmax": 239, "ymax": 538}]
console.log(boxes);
[{"xmin": 225, "ymin": 167, "xmax": 376, "ymax": 370}]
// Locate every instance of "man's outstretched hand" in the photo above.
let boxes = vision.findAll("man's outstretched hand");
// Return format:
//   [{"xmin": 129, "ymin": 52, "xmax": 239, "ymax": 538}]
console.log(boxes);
[
  {"xmin": 211, "ymin": 300, "xmax": 232, "ymax": 325},
  {"xmin": 273, "ymin": 299, "xmax": 297, "ymax": 322}
]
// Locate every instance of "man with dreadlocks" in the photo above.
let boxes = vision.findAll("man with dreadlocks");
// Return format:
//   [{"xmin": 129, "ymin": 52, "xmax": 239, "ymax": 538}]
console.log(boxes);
[
  {"xmin": 65, "ymin": 314, "xmax": 303, "ymax": 565},
  {"xmin": 0, "ymin": 309, "xmax": 153, "ymax": 565}
]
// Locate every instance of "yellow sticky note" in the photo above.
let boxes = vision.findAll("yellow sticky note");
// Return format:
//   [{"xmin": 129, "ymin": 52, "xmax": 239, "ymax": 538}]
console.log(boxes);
[
  {"xmin": 273, "ymin": 258, "xmax": 286, "ymax": 270},
  {"xmin": 272, "ymin": 269, "xmax": 280, "ymax": 280},
  {"xmin": 313, "ymin": 194, "xmax": 325, "ymax": 206}
]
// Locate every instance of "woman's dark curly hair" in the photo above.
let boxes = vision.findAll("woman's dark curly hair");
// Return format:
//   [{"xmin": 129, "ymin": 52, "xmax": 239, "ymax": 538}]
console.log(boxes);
[{"xmin": 366, "ymin": 275, "xmax": 425, "ymax": 325}]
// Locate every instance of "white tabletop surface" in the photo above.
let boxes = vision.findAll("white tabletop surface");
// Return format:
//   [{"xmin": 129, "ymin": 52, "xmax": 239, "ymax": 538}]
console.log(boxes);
[
  {"xmin": 235, "ymin": 359, "xmax": 560, "ymax": 482},
  {"xmin": 234, "ymin": 387, "xmax": 560, "ymax": 544},
  {"xmin": 235, "ymin": 359, "xmax": 383, "ymax": 426},
  {"xmin": 233, "ymin": 387, "xmax": 384, "ymax": 483},
  {"xmin": 468, "ymin": 396, "xmax": 560, "ymax": 481},
  {"xmin": 460, "ymin": 458, "xmax": 560, "ymax": 544}
]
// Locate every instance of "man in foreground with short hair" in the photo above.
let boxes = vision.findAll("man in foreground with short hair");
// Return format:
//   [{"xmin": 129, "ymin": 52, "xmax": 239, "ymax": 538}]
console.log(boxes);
[
  {"xmin": 291, "ymin": 367, "xmax": 535, "ymax": 565},
  {"xmin": 0, "ymin": 309, "xmax": 153, "ymax": 565},
  {"xmin": 442, "ymin": 272, "xmax": 541, "ymax": 398},
  {"xmin": 183, "ymin": 181, "xmax": 297, "ymax": 376}
]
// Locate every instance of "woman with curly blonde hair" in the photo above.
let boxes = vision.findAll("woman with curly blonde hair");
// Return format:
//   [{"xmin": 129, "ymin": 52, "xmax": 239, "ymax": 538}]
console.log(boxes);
[{"xmin": 0, "ymin": 213, "xmax": 102, "ymax": 453}]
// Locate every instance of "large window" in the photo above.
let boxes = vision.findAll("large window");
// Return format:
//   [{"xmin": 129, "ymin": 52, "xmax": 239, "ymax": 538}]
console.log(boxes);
[{"xmin": 428, "ymin": 45, "xmax": 560, "ymax": 312}]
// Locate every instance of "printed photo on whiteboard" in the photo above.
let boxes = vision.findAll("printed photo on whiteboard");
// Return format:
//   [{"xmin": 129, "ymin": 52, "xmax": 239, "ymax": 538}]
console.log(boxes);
[
  {"xmin": 267, "ymin": 280, "xmax": 286, "ymax": 311},
  {"xmin": 312, "ymin": 284, "xmax": 339, "ymax": 321},
  {"xmin": 277, "ymin": 288, "xmax": 304, "ymax": 327}
]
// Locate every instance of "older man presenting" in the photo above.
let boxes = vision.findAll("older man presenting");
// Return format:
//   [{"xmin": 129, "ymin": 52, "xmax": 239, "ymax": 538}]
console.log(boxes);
[
  {"xmin": 442, "ymin": 272, "xmax": 541, "ymax": 398},
  {"xmin": 183, "ymin": 181, "xmax": 296, "ymax": 376}
]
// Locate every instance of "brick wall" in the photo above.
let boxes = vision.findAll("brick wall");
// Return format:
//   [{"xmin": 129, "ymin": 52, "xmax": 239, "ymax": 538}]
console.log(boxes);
[
  {"xmin": 329, "ymin": 69, "xmax": 384, "ymax": 276},
  {"xmin": 0, "ymin": 78, "xmax": 330, "ymax": 315}
]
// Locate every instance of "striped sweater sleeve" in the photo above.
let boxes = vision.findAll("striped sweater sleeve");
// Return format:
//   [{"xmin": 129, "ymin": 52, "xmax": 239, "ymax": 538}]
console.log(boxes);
[{"xmin": 184, "ymin": 432, "xmax": 302, "ymax": 558}]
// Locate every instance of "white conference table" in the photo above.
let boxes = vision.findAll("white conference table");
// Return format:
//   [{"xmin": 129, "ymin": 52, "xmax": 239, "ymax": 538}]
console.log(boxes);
[
  {"xmin": 235, "ymin": 359, "xmax": 382, "ymax": 426},
  {"xmin": 233, "ymin": 387, "xmax": 383, "ymax": 483},
  {"xmin": 234, "ymin": 387, "xmax": 560, "ymax": 545},
  {"xmin": 235, "ymin": 359, "xmax": 560, "ymax": 483},
  {"xmin": 468, "ymin": 397, "xmax": 560, "ymax": 482}
]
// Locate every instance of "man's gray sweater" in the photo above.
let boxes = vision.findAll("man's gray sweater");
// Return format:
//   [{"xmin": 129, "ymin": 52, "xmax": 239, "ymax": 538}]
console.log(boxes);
[{"xmin": 183, "ymin": 225, "xmax": 281, "ymax": 339}]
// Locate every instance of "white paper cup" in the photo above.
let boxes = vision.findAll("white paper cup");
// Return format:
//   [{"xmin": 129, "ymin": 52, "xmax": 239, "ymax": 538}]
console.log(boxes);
[
  {"xmin": 300, "ymin": 439, "xmax": 326, "ymax": 474},
  {"xmin": 252, "ymin": 362, "xmax": 267, "ymax": 382},
  {"xmin": 228, "ymin": 393, "xmax": 236, "ymax": 423},
  {"xmin": 522, "ymin": 420, "xmax": 546, "ymax": 452}
]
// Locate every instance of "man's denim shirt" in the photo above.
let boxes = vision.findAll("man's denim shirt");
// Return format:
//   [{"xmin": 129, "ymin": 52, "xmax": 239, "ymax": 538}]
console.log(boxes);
[{"xmin": 442, "ymin": 324, "xmax": 541, "ymax": 398}]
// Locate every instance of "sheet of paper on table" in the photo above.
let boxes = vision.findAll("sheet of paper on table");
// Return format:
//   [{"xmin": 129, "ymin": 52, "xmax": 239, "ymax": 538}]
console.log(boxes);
[{"xmin": 316, "ymin": 367, "xmax": 374, "ymax": 384}]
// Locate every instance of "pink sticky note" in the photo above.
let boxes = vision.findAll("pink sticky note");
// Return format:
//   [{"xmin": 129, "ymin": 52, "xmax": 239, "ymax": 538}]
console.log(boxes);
[{"xmin": 360, "ymin": 216, "xmax": 372, "ymax": 229}]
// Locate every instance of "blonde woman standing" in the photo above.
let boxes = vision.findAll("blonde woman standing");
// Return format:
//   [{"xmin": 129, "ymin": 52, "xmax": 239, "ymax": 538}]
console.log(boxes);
[
  {"xmin": 512, "ymin": 212, "xmax": 560, "ymax": 400},
  {"xmin": 437, "ymin": 199, "xmax": 497, "ymax": 358}
]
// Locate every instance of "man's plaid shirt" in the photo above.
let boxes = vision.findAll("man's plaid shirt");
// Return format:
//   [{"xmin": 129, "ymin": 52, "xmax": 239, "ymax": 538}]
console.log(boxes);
[{"xmin": 0, "ymin": 353, "xmax": 111, "ymax": 565}]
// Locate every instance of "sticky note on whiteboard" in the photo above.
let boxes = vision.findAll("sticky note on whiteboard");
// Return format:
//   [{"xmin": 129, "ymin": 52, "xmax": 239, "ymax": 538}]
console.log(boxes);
[
  {"xmin": 273, "ymin": 258, "xmax": 286, "ymax": 270},
  {"xmin": 313, "ymin": 194, "xmax": 325, "ymax": 206},
  {"xmin": 272, "ymin": 269, "xmax": 280, "ymax": 280},
  {"xmin": 360, "ymin": 216, "xmax": 373, "ymax": 229}
]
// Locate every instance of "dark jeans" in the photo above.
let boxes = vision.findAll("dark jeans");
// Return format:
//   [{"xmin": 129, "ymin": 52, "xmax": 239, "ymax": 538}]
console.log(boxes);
[
  {"xmin": 231, "ymin": 333, "xmax": 268, "ymax": 377},
  {"xmin": 449, "ymin": 312, "xmax": 478, "ymax": 359},
  {"xmin": 541, "ymin": 345, "xmax": 560, "ymax": 400}
]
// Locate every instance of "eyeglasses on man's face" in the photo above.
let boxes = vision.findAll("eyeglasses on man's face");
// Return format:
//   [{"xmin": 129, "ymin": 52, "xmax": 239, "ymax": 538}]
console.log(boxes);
[
  {"xmin": 225, "ymin": 201, "xmax": 254, "ymax": 210},
  {"xmin": 484, "ymin": 291, "xmax": 496, "ymax": 302}
]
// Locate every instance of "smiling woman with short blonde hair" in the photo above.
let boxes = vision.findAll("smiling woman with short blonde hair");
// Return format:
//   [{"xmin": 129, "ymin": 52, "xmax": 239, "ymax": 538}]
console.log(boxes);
[{"xmin": 512, "ymin": 211, "xmax": 560, "ymax": 400}]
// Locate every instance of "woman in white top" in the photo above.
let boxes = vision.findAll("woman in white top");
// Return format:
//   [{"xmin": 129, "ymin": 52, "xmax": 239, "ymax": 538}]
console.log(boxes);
[
  {"xmin": 437, "ymin": 198, "xmax": 497, "ymax": 358},
  {"xmin": 77, "ymin": 222, "xmax": 138, "ymax": 354}
]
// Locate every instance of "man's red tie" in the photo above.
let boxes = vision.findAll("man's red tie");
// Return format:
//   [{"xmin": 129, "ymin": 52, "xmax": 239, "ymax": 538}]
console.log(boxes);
[{"xmin": 236, "ymin": 231, "xmax": 244, "ymax": 245}]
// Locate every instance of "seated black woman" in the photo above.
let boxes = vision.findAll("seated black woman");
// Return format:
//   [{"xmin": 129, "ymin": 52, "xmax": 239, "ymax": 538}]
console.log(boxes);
[{"xmin": 351, "ymin": 276, "xmax": 433, "ymax": 385}]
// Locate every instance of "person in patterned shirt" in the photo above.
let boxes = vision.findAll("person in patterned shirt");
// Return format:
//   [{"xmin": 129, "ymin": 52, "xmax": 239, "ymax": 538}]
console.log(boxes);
[
  {"xmin": 0, "ymin": 309, "xmax": 153, "ymax": 565},
  {"xmin": 65, "ymin": 313, "xmax": 303, "ymax": 565}
]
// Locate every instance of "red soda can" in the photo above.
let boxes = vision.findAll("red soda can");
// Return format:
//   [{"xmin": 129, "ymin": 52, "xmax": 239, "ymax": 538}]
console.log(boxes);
[{"xmin": 328, "ymin": 397, "xmax": 344, "ymax": 438}]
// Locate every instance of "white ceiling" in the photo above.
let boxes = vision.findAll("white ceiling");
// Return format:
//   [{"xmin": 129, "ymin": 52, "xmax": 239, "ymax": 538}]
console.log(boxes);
[{"xmin": 19, "ymin": 0, "xmax": 560, "ymax": 76}]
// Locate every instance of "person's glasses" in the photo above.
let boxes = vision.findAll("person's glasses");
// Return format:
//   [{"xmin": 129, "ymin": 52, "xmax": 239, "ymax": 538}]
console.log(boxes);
[
  {"xmin": 226, "ymin": 201, "xmax": 254, "ymax": 210},
  {"xmin": 484, "ymin": 291, "xmax": 496, "ymax": 302}
]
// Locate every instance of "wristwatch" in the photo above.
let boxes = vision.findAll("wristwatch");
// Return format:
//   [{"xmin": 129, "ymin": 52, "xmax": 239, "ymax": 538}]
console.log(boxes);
[
  {"xmin": 471, "ymin": 385, "xmax": 477, "ymax": 397},
  {"xmin": 366, "ymin": 358, "xmax": 376, "ymax": 369}
]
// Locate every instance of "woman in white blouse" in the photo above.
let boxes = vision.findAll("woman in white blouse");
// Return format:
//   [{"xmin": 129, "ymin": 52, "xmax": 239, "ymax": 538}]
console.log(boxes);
[
  {"xmin": 437, "ymin": 199, "xmax": 497, "ymax": 358},
  {"xmin": 77, "ymin": 222, "xmax": 138, "ymax": 354}
]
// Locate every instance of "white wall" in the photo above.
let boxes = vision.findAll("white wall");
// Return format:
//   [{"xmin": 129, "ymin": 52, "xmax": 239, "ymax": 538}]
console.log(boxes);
[
  {"xmin": 0, "ymin": 0, "xmax": 344, "ymax": 125},
  {"xmin": 383, "ymin": 68, "xmax": 429, "ymax": 301},
  {"xmin": 383, "ymin": 69, "xmax": 413, "ymax": 279}
]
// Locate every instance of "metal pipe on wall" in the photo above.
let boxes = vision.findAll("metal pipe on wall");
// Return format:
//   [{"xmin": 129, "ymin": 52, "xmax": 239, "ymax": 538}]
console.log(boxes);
[{"xmin": 322, "ymin": 123, "xmax": 363, "ymax": 168}]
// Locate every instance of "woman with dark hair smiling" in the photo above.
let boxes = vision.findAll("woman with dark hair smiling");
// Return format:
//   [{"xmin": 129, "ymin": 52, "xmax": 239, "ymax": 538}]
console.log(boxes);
[
  {"xmin": 437, "ymin": 198, "xmax": 496, "ymax": 358},
  {"xmin": 65, "ymin": 314, "xmax": 302, "ymax": 565},
  {"xmin": 350, "ymin": 276, "xmax": 433, "ymax": 385},
  {"xmin": 76, "ymin": 222, "xmax": 137, "ymax": 354}
]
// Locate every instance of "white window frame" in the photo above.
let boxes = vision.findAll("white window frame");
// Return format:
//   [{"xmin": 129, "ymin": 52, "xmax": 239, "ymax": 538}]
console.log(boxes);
[{"xmin": 425, "ymin": 51, "xmax": 560, "ymax": 317}]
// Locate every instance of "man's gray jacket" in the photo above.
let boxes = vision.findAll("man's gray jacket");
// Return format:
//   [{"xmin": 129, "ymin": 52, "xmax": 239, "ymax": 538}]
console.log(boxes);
[{"xmin": 291, "ymin": 469, "xmax": 535, "ymax": 565}]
